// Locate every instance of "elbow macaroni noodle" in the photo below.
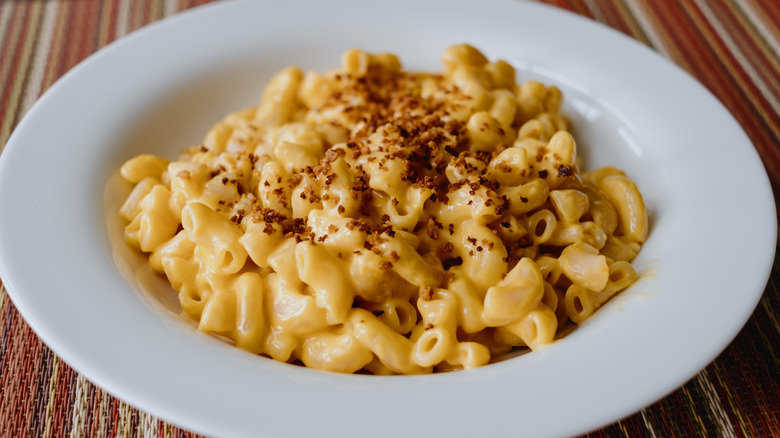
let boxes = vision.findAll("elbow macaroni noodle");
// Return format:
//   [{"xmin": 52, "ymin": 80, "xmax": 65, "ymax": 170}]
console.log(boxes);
[{"xmin": 119, "ymin": 45, "xmax": 648, "ymax": 374}]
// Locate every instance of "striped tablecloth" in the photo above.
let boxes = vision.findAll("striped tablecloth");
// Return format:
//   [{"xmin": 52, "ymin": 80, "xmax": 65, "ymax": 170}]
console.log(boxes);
[{"xmin": 1, "ymin": 1, "xmax": 778, "ymax": 437}]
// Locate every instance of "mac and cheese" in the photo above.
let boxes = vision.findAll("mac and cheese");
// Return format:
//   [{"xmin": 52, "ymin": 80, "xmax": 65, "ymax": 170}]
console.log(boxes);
[{"xmin": 119, "ymin": 45, "xmax": 648, "ymax": 374}]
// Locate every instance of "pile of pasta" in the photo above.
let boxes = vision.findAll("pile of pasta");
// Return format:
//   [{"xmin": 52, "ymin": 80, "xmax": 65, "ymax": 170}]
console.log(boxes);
[{"xmin": 119, "ymin": 44, "xmax": 647, "ymax": 374}]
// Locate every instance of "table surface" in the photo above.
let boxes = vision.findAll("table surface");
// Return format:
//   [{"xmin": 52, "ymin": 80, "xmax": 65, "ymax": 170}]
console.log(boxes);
[{"xmin": 1, "ymin": 0, "xmax": 779, "ymax": 437}]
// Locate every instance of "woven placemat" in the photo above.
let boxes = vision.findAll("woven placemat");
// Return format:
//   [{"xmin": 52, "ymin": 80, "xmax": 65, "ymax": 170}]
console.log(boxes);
[{"xmin": 0, "ymin": 1, "xmax": 778, "ymax": 436}]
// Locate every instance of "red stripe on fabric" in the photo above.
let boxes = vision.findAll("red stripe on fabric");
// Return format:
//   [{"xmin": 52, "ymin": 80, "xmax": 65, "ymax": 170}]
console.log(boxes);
[
  {"xmin": 65, "ymin": 0, "xmax": 101, "ymax": 71},
  {"xmin": 647, "ymin": 401, "xmax": 671, "ymax": 434},
  {"xmin": 538, "ymin": 0, "xmax": 576, "ymax": 12},
  {"xmin": 50, "ymin": 1, "xmax": 77, "ymax": 83},
  {"xmin": 130, "ymin": 405, "xmax": 139, "ymax": 437},
  {"xmin": 108, "ymin": 396, "xmax": 120, "ymax": 437},
  {"xmin": 674, "ymin": 391, "xmax": 698, "ymax": 436}
]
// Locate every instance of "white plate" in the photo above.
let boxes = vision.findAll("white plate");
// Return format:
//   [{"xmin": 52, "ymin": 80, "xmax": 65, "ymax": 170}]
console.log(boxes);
[{"xmin": 0, "ymin": 1, "xmax": 775, "ymax": 437}]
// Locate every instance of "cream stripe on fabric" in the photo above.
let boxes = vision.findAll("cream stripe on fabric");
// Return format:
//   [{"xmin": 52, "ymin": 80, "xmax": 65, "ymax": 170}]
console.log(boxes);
[
  {"xmin": 163, "ymin": 0, "xmax": 178, "ymax": 17},
  {"xmin": 697, "ymin": 369, "xmax": 737, "ymax": 438},
  {"xmin": 0, "ymin": 284, "xmax": 6, "ymax": 314},
  {"xmin": 693, "ymin": 0, "xmax": 780, "ymax": 118},
  {"xmin": 624, "ymin": 0, "xmax": 672, "ymax": 57},
  {"xmin": 116, "ymin": 0, "xmax": 132, "ymax": 38},
  {"xmin": 640, "ymin": 409, "xmax": 658, "ymax": 438},
  {"xmin": 96, "ymin": 388, "xmax": 108, "ymax": 438},
  {"xmin": 118, "ymin": 400, "xmax": 134, "ymax": 436},
  {"xmin": 68, "ymin": 374, "xmax": 89, "ymax": 438},
  {"xmin": 41, "ymin": 356, "xmax": 61, "ymax": 438},
  {"xmin": 0, "ymin": 2, "xmax": 15, "ymax": 46},
  {"xmin": 138, "ymin": 411, "xmax": 159, "ymax": 438},
  {"xmin": 735, "ymin": 0, "xmax": 780, "ymax": 55},
  {"xmin": 20, "ymin": 0, "xmax": 59, "ymax": 116}
]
